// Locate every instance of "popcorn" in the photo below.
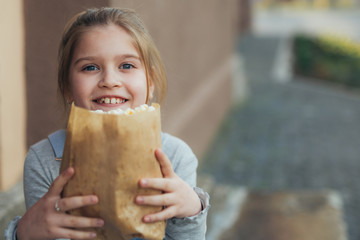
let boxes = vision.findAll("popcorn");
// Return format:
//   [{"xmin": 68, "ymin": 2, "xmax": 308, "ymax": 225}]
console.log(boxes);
[
  {"xmin": 93, "ymin": 110, "xmax": 105, "ymax": 114},
  {"xmin": 108, "ymin": 108, "xmax": 124, "ymax": 115},
  {"xmin": 124, "ymin": 108, "xmax": 135, "ymax": 115},
  {"xmin": 91, "ymin": 104, "xmax": 154, "ymax": 115},
  {"xmin": 135, "ymin": 104, "xmax": 148, "ymax": 112}
]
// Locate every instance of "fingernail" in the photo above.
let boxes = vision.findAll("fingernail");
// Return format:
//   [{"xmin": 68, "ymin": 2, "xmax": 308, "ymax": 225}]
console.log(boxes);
[
  {"xmin": 90, "ymin": 195, "xmax": 98, "ymax": 203},
  {"xmin": 141, "ymin": 179, "xmax": 148, "ymax": 186},
  {"xmin": 144, "ymin": 216, "xmax": 150, "ymax": 222},
  {"xmin": 66, "ymin": 167, "xmax": 74, "ymax": 175},
  {"xmin": 90, "ymin": 232, "xmax": 97, "ymax": 238},
  {"xmin": 96, "ymin": 219, "xmax": 104, "ymax": 226},
  {"xmin": 137, "ymin": 196, "xmax": 144, "ymax": 203}
]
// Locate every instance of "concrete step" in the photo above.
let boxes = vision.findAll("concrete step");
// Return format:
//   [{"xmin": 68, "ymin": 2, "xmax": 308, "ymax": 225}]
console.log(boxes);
[
  {"xmin": 221, "ymin": 190, "xmax": 348, "ymax": 240},
  {"xmin": 198, "ymin": 174, "xmax": 248, "ymax": 240},
  {"xmin": 197, "ymin": 175, "xmax": 348, "ymax": 240}
]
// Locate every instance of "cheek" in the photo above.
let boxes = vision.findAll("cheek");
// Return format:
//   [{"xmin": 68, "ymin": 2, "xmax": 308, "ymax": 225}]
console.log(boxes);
[
  {"xmin": 129, "ymin": 77, "xmax": 148, "ymax": 104},
  {"xmin": 134, "ymin": 84, "xmax": 148, "ymax": 101},
  {"xmin": 70, "ymin": 77, "xmax": 91, "ymax": 104}
]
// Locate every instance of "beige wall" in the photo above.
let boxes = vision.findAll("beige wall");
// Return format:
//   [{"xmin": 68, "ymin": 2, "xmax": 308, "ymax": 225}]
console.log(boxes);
[
  {"xmin": 0, "ymin": 0, "xmax": 26, "ymax": 190},
  {"xmin": 25, "ymin": 0, "xmax": 241, "ymax": 159}
]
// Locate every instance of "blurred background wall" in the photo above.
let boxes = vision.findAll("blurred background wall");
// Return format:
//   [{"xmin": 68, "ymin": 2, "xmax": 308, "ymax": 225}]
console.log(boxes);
[
  {"xmin": 0, "ymin": 0, "xmax": 248, "ymax": 191},
  {"xmin": 0, "ymin": 0, "xmax": 26, "ymax": 190}
]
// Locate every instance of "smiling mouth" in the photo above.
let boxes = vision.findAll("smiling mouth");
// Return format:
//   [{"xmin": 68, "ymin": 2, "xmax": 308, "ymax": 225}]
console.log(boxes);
[{"xmin": 94, "ymin": 97, "xmax": 128, "ymax": 104}]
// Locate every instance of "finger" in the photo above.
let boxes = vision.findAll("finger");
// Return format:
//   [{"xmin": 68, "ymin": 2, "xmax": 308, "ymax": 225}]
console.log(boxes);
[
  {"xmin": 48, "ymin": 167, "xmax": 75, "ymax": 196},
  {"xmin": 58, "ymin": 215, "xmax": 104, "ymax": 228},
  {"xmin": 57, "ymin": 195, "xmax": 99, "ymax": 212},
  {"xmin": 155, "ymin": 149, "xmax": 174, "ymax": 178},
  {"xmin": 139, "ymin": 178, "xmax": 174, "ymax": 192},
  {"xmin": 51, "ymin": 227, "xmax": 97, "ymax": 240},
  {"xmin": 143, "ymin": 206, "xmax": 177, "ymax": 223},
  {"xmin": 136, "ymin": 193, "xmax": 174, "ymax": 206}
]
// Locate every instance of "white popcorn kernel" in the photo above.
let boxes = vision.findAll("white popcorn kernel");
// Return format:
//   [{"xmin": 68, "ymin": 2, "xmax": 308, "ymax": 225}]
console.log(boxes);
[
  {"xmin": 115, "ymin": 108, "xmax": 124, "ymax": 115},
  {"xmin": 107, "ymin": 110, "xmax": 117, "ymax": 114},
  {"xmin": 135, "ymin": 104, "xmax": 149, "ymax": 112},
  {"xmin": 140, "ymin": 104, "xmax": 149, "ymax": 111},
  {"xmin": 93, "ymin": 110, "xmax": 105, "ymax": 114},
  {"xmin": 125, "ymin": 108, "xmax": 135, "ymax": 115},
  {"xmin": 148, "ymin": 106, "xmax": 155, "ymax": 111}
]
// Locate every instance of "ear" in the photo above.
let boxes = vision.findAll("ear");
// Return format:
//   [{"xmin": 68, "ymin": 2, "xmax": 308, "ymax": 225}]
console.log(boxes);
[{"xmin": 148, "ymin": 79, "xmax": 155, "ymax": 100}]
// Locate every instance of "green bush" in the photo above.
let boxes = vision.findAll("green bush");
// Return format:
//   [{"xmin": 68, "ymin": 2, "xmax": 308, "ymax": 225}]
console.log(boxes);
[{"xmin": 293, "ymin": 34, "xmax": 360, "ymax": 88}]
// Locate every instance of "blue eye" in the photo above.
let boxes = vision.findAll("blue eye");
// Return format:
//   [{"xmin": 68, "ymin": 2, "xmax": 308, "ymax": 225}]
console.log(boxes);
[
  {"xmin": 82, "ymin": 65, "xmax": 99, "ymax": 71},
  {"xmin": 120, "ymin": 64, "xmax": 134, "ymax": 70}
]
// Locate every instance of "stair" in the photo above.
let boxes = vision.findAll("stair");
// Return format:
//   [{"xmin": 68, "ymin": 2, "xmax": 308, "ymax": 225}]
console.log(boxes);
[
  {"xmin": 198, "ymin": 175, "xmax": 248, "ymax": 240},
  {"xmin": 198, "ymin": 175, "xmax": 348, "ymax": 240}
]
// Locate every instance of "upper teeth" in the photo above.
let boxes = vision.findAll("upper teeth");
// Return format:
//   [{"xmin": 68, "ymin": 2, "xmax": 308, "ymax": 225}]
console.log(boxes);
[{"xmin": 98, "ymin": 98, "xmax": 126, "ymax": 104}]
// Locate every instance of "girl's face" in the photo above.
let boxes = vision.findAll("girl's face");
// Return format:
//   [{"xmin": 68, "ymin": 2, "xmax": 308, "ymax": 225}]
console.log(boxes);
[{"xmin": 68, "ymin": 24, "xmax": 153, "ymax": 111}]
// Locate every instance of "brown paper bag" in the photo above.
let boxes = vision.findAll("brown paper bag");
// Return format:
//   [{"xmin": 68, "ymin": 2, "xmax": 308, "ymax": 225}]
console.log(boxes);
[{"xmin": 60, "ymin": 103, "xmax": 165, "ymax": 240}]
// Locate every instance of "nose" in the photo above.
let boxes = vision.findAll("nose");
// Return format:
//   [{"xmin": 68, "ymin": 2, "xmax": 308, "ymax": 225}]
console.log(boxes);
[{"xmin": 98, "ymin": 68, "xmax": 122, "ymax": 88}]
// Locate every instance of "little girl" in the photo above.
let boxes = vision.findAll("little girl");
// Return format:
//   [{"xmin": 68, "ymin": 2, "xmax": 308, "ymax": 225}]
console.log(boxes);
[{"xmin": 5, "ymin": 7, "xmax": 209, "ymax": 240}]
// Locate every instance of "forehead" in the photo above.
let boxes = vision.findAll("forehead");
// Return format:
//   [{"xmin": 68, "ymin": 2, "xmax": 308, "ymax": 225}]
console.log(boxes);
[{"xmin": 73, "ymin": 24, "xmax": 139, "ymax": 57}]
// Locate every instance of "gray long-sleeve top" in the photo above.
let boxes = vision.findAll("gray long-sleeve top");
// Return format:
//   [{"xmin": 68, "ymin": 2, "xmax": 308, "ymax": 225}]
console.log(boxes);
[{"xmin": 5, "ymin": 130, "xmax": 209, "ymax": 240}]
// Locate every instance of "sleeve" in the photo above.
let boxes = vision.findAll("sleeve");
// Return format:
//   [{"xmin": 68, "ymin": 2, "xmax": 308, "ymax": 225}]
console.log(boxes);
[
  {"xmin": 23, "ymin": 147, "xmax": 54, "ymax": 209},
  {"xmin": 4, "ymin": 143, "xmax": 56, "ymax": 240},
  {"xmin": 162, "ymin": 134, "xmax": 210, "ymax": 240},
  {"xmin": 4, "ymin": 216, "xmax": 21, "ymax": 240}
]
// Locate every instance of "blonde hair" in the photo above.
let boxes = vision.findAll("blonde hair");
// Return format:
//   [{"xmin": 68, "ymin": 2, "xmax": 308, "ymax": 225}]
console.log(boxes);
[{"xmin": 58, "ymin": 7, "xmax": 167, "ymax": 108}]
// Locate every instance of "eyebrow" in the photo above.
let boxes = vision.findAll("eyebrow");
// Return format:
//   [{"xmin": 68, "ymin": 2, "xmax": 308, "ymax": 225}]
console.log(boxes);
[
  {"xmin": 73, "ymin": 57, "xmax": 95, "ymax": 65},
  {"xmin": 73, "ymin": 54, "xmax": 141, "ymax": 65}
]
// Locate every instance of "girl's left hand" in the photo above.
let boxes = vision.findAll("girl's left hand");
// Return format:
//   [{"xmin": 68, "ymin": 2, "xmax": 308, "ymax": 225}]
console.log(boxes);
[{"xmin": 135, "ymin": 148, "xmax": 202, "ymax": 222}]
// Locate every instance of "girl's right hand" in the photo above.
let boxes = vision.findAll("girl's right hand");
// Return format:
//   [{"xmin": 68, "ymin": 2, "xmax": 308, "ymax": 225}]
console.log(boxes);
[{"xmin": 16, "ymin": 167, "xmax": 104, "ymax": 240}]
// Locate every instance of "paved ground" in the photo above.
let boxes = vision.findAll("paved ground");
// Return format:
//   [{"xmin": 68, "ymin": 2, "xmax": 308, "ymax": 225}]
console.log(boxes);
[{"xmin": 199, "ymin": 34, "xmax": 360, "ymax": 240}]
